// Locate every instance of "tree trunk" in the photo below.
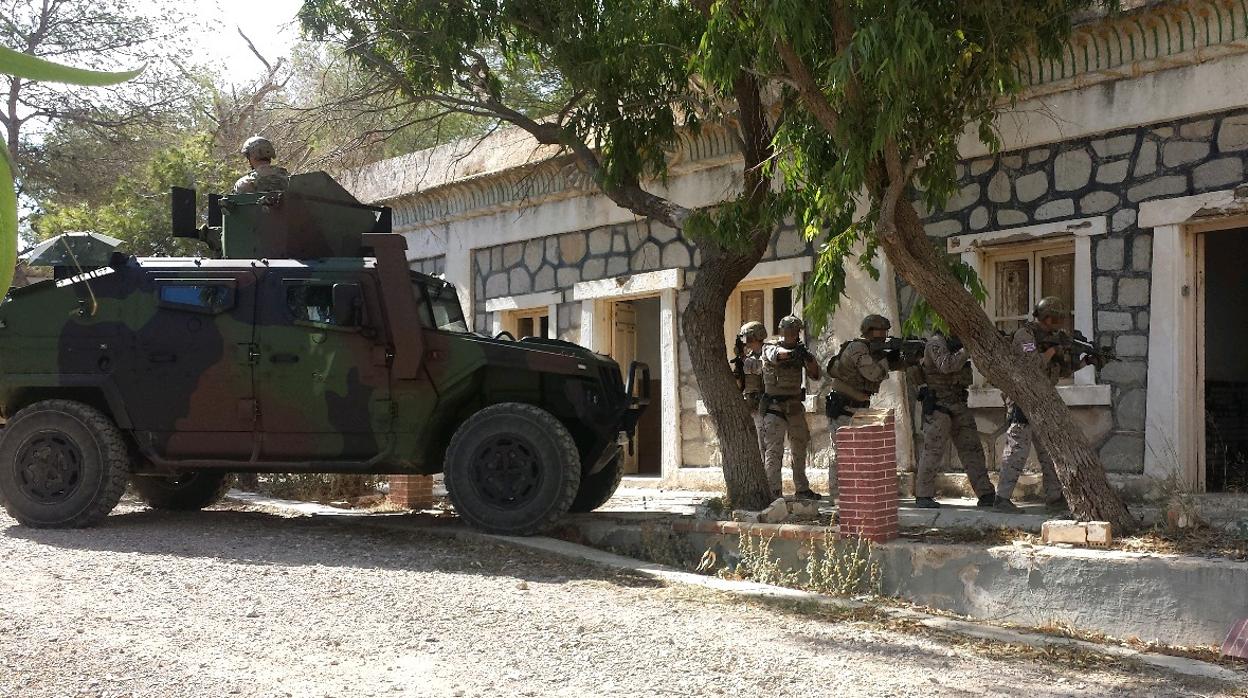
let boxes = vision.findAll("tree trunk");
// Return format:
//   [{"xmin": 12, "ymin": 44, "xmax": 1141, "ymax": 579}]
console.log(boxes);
[
  {"xmin": 879, "ymin": 199, "xmax": 1135, "ymax": 531},
  {"xmin": 682, "ymin": 238, "xmax": 774, "ymax": 510}
]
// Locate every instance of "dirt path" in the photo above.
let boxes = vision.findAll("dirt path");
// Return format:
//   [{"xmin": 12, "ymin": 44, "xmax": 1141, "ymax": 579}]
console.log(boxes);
[{"xmin": 0, "ymin": 499, "xmax": 1239, "ymax": 697}]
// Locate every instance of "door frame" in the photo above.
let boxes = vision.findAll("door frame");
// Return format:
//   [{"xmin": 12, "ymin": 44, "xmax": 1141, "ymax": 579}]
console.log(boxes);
[
  {"xmin": 1141, "ymin": 190, "xmax": 1248, "ymax": 490},
  {"xmin": 573, "ymin": 269, "xmax": 683, "ymax": 480}
]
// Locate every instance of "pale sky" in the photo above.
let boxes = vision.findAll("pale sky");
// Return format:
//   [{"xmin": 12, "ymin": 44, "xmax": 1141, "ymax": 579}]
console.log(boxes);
[{"xmin": 185, "ymin": 0, "xmax": 305, "ymax": 85}]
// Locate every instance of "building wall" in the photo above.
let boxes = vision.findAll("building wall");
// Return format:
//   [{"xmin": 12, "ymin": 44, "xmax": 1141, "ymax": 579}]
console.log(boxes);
[
  {"xmin": 470, "ymin": 219, "xmax": 845, "ymax": 477},
  {"xmin": 411, "ymin": 255, "xmax": 446, "ymax": 277},
  {"xmin": 921, "ymin": 108, "xmax": 1248, "ymax": 475}
]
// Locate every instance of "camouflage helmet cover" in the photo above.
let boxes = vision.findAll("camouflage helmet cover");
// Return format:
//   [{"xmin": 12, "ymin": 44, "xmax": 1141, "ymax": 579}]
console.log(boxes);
[
  {"xmin": 860, "ymin": 314, "xmax": 891, "ymax": 334},
  {"xmin": 738, "ymin": 321, "xmax": 767, "ymax": 341},
  {"xmin": 1033, "ymin": 296, "xmax": 1070, "ymax": 319},
  {"xmin": 777, "ymin": 315, "xmax": 804, "ymax": 332},
  {"xmin": 241, "ymin": 136, "xmax": 276, "ymax": 160}
]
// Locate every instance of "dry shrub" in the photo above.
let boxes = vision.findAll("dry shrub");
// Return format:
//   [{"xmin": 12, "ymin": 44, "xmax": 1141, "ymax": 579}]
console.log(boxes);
[{"xmin": 253, "ymin": 474, "xmax": 386, "ymax": 504}]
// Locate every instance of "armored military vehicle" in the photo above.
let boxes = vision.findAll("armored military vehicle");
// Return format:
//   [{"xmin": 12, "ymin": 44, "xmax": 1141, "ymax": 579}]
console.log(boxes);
[{"xmin": 0, "ymin": 173, "xmax": 648, "ymax": 535}]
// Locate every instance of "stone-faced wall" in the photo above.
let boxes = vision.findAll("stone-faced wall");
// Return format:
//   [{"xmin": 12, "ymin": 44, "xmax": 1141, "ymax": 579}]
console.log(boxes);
[
  {"xmin": 920, "ymin": 108, "xmax": 1248, "ymax": 474},
  {"xmin": 411, "ymin": 256, "xmax": 446, "ymax": 277}
]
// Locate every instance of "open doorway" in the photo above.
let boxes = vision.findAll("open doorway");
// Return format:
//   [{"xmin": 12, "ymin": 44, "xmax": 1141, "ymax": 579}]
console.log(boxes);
[
  {"xmin": 610, "ymin": 297, "xmax": 663, "ymax": 476},
  {"xmin": 1200, "ymin": 228, "xmax": 1248, "ymax": 492}
]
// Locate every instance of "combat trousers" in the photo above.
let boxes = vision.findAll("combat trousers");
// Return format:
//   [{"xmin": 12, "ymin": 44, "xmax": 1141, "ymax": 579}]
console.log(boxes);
[
  {"xmin": 996, "ymin": 418, "xmax": 1063, "ymax": 502},
  {"xmin": 915, "ymin": 402, "xmax": 993, "ymax": 498},
  {"xmin": 762, "ymin": 398, "xmax": 810, "ymax": 494}
]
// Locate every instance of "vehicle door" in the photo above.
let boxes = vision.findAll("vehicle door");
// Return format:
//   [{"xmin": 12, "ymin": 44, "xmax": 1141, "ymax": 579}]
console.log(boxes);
[
  {"xmin": 126, "ymin": 271, "xmax": 259, "ymax": 459},
  {"xmin": 253, "ymin": 270, "xmax": 392, "ymax": 460}
]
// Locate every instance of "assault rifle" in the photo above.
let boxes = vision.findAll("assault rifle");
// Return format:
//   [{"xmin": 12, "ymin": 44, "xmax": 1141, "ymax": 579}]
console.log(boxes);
[
  {"xmin": 1039, "ymin": 329, "xmax": 1118, "ymax": 369},
  {"xmin": 875, "ymin": 336, "xmax": 927, "ymax": 366},
  {"xmin": 730, "ymin": 336, "xmax": 746, "ymax": 392}
]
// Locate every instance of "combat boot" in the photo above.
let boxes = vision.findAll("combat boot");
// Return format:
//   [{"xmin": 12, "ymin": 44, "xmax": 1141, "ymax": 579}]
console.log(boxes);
[
  {"xmin": 976, "ymin": 494, "xmax": 996, "ymax": 508},
  {"xmin": 992, "ymin": 496, "xmax": 1021, "ymax": 513},
  {"xmin": 1045, "ymin": 497, "xmax": 1070, "ymax": 515},
  {"xmin": 913, "ymin": 497, "xmax": 940, "ymax": 509},
  {"xmin": 794, "ymin": 489, "xmax": 822, "ymax": 501}
]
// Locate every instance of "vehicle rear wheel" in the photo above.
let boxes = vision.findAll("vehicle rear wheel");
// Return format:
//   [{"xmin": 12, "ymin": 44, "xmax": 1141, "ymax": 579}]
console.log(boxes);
[
  {"xmin": 0, "ymin": 399, "xmax": 130, "ymax": 528},
  {"xmin": 131, "ymin": 472, "xmax": 234, "ymax": 511},
  {"xmin": 569, "ymin": 450, "xmax": 623, "ymax": 513},
  {"xmin": 444, "ymin": 403, "xmax": 579, "ymax": 535}
]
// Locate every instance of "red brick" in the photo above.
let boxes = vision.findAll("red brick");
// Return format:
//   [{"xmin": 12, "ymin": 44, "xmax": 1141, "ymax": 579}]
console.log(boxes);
[{"xmin": 389, "ymin": 475, "xmax": 434, "ymax": 509}]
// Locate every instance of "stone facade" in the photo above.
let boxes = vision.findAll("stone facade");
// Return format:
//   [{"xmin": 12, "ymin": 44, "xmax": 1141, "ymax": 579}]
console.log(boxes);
[
  {"xmin": 411, "ymin": 255, "xmax": 446, "ymax": 277},
  {"xmin": 919, "ymin": 108, "xmax": 1248, "ymax": 475}
]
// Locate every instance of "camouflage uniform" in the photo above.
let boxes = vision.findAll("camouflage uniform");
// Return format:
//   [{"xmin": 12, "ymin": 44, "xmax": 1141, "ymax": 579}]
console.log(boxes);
[
  {"xmin": 760, "ymin": 343, "xmax": 811, "ymax": 494},
  {"xmin": 915, "ymin": 334, "xmax": 992, "ymax": 499},
  {"xmin": 826, "ymin": 339, "xmax": 891, "ymax": 400},
  {"xmin": 996, "ymin": 322, "xmax": 1073, "ymax": 503},
  {"xmin": 233, "ymin": 164, "xmax": 291, "ymax": 194}
]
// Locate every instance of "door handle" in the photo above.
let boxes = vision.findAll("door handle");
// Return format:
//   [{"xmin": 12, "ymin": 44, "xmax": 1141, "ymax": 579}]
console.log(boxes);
[
  {"xmin": 148, "ymin": 352, "xmax": 177, "ymax": 364},
  {"xmin": 270, "ymin": 353, "xmax": 300, "ymax": 364}
]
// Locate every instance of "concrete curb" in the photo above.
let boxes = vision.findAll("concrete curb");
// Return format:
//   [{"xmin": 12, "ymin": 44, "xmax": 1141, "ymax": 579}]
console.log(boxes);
[{"xmin": 221, "ymin": 492, "xmax": 1244, "ymax": 684}]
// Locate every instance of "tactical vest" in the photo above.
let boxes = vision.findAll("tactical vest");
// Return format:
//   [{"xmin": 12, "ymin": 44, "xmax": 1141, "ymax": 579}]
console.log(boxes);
[
  {"xmin": 762, "ymin": 347, "xmax": 804, "ymax": 397},
  {"xmin": 920, "ymin": 350, "xmax": 973, "ymax": 404},
  {"xmin": 1019, "ymin": 322, "xmax": 1064, "ymax": 385},
  {"xmin": 830, "ymin": 339, "xmax": 885, "ymax": 396}
]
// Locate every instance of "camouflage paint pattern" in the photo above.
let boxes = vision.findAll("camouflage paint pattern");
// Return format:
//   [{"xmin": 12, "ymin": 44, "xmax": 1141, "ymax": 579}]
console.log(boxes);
[{"xmin": 0, "ymin": 174, "xmax": 638, "ymax": 480}]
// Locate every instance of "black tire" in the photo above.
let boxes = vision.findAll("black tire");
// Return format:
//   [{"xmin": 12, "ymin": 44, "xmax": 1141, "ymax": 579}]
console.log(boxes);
[
  {"xmin": 444, "ymin": 403, "xmax": 580, "ymax": 535},
  {"xmin": 569, "ymin": 450, "xmax": 623, "ymax": 513},
  {"xmin": 0, "ymin": 399, "xmax": 130, "ymax": 528},
  {"xmin": 131, "ymin": 472, "xmax": 233, "ymax": 511}
]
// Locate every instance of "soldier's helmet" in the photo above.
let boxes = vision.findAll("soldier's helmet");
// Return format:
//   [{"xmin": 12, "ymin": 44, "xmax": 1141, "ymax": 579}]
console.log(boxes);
[
  {"xmin": 1033, "ymin": 296, "xmax": 1070, "ymax": 319},
  {"xmin": 738, "ymin": 321, "xmax": 767, "ymax": 341},
  {"xmin": 777, "ymin": 315, "xmax": 804, "ymax": 332},
  {"xmin": 241, "ymin": 136, "xmax": 277, "ymax": 161},
  {"xmin": 860, "ymin": 314, "xmax": 891, "ymax": 334}
]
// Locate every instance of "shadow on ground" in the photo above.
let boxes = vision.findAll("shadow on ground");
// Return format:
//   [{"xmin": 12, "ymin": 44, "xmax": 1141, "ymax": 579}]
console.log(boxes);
[{"xmin": 1, "ymin": 502, "xmax": 663, "ymax": 590}]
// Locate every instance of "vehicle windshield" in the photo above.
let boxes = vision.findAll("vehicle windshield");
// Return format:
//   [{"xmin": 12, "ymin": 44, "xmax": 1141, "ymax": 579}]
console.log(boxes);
[{"xmin": 413, "ymin": 276, "xmax": 468, "ymax": 333}]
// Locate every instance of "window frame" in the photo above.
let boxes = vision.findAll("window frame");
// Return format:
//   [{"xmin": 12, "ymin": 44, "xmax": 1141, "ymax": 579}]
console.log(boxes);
[
  {"xmin": 484, "ymin": 290, "xmax": 561, "ymax": 339},
  {"xmin": 722, "ymin": 276, "xmax": 800, "ymax": 359},
  {"xmin": 946, "ymin": 216, "xmax": 1111, "ymax": 407}
]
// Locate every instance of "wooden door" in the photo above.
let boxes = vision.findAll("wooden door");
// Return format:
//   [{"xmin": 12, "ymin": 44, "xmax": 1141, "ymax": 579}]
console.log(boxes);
[{"xmin": 612, "ymin": 302, "xmax": 639, "ymax": 474}]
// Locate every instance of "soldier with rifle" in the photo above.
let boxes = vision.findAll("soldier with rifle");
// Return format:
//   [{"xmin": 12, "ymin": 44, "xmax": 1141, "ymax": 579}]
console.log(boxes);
[
  {"xmin": 824, "ymin": 314, "xmax": 914, "ymax": 420},
  {"xmin": 913, "ymin": 331, "xmax": 995, "ymax": 509},
  {"xmin": 994, "ymin": 296, "xmax": 1113, "ymax": 513},
  {"xmin": 732, "ymin": 321, "xmax": 769, "ymax": 457},
  {"xmin": 760, "ymin": 315, "xmax": 823, "ymax": 500}
]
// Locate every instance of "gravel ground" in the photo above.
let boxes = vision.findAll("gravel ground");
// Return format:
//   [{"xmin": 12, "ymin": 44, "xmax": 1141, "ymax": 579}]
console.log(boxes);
[{"xmin": 0, "ymin": 498, "xmax": 1241, "ymax": 698}]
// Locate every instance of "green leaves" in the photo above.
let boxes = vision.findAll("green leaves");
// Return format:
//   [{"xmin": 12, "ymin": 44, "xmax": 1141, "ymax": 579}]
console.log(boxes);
[
  {"xmin": 0, "ymin": 46, "xmax": 142, "ymax": 85},
  {"xmin": 0, "ymin": 49, "xmax": 141, "ymax": 299}
]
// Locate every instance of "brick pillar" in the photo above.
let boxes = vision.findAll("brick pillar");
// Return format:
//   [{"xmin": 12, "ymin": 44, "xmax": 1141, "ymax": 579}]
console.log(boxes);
[
  {"xmin": 389, "ymin": 475, "xmax": 434, "ymax": 509},
  {"xmin": 835, "ymin": 409, "xmax": 899, "ymax": 542}
]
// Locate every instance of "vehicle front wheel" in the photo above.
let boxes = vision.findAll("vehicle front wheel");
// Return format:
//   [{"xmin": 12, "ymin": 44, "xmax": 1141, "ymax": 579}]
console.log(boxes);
[
  {"xmin": 131, "ymin": 472, "xmax": 234, "ymax": 511},
  {"xmin": 0, "ymin": 400, "xmax": 130, "ymax": 528},
  {"xmin": 444, "ymin": 403, "xmax": 580, "ymax": 535}
]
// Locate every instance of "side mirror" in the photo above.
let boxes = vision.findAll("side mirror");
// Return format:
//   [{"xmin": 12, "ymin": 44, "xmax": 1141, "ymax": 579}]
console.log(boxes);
[
  {"xmin": 332, "ymin": 283, "xmax": 363, "ymax": 326},
  {"xmin": 208, "ymin": 194, "xmax": 223, "ymax": 227},
  {"xmin": 171, "ymin": 187, "xmax": 197, "ymax": 237}
]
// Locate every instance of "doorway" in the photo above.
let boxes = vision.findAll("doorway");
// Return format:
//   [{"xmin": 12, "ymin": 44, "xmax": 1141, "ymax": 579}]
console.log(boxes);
[
  {"xmin": 1199, "ymin": 229, "xmax": 1248, "ymax": 492},
  {"xmin": 610, "ymin": 297, "xmax": 663, "ymax": 476}
]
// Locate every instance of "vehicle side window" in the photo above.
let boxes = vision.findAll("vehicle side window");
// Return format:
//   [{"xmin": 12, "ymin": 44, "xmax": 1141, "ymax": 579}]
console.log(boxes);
[
  {"xmin": 285, "ymin": 281, "xmax": 362, "ymax": 328},
  {"xmin": 157, "ymin": 281, "xmax": 236, "ymax": 314}
]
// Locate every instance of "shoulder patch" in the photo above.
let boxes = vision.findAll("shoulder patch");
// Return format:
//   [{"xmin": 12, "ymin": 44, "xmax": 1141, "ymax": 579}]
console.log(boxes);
[{"xmin": 1021, "ymin": 342, "xmax": 1036, "ymax": 352}]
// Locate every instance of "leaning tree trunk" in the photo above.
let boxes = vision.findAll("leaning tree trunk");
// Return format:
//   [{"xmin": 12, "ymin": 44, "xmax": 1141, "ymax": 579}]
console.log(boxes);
[
  {"xmin": 682, "ymin": 238, "xmax": 774, "ymax": 510},
  {"xmin": 878, "ymin": 199, "xmax": 1135, "ymax": 531},
  {"xmin": 677, "ymin": 72, "xmax": 778, "ymax": 511}
]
